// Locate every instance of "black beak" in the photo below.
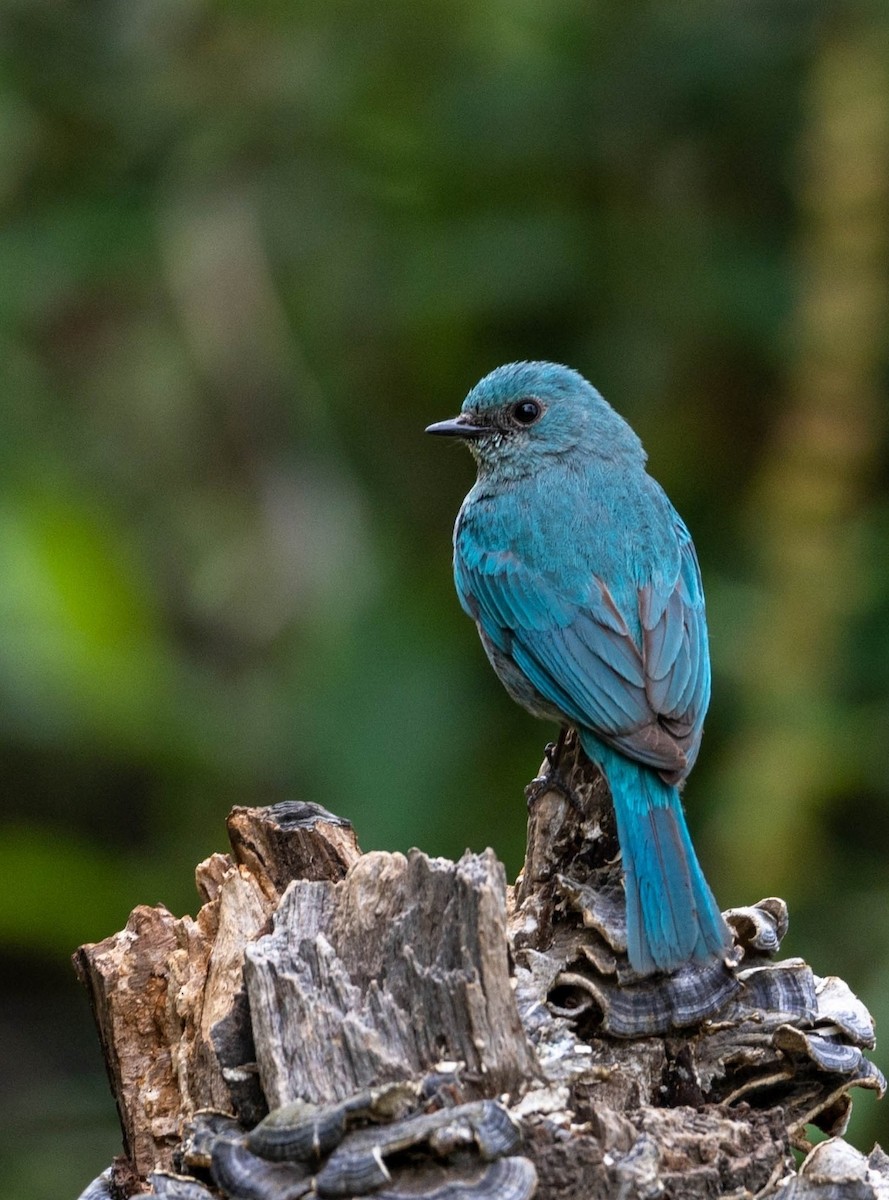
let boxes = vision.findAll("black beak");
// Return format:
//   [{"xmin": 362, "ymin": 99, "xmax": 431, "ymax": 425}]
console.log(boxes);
[{"xmin": 425, "ymin": 415, "xmax": 487, "ymax": 439}]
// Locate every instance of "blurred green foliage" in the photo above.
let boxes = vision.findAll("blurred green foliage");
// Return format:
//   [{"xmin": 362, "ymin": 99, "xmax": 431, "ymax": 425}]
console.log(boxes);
[{"xmin": 1, "ymin": 3, "xmax": 888, "ymax": 1196}]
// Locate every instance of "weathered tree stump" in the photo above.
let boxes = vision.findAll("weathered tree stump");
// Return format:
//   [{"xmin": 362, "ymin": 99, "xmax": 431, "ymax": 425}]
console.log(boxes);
[{"xmin": 74, "ymin": 735, "xmax": 885, "ymax": 1200}]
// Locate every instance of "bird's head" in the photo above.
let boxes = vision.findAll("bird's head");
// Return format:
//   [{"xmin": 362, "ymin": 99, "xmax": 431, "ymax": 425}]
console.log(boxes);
[{"xmin": 426, "ymin": 361, "xmax": 645, "ymax": 475}]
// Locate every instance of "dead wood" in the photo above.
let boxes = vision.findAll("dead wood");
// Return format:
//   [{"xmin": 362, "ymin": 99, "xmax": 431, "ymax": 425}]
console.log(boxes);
[{"xmin": 74, "ymin": 746, "xmax": 885, "ymax": 1200}]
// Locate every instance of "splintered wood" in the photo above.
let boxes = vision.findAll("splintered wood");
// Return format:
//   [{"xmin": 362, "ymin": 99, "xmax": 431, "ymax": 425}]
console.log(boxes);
[
  {"xmin": 245, "ymin": 848, "xmax": 535, "ymax": 1109},
  {"xmin": 74, "ymin": 760, "xmax": 885, "ymax": 1200},
  {"xmin": 74, "ymin": 803, "xmax": 358, "ymax": 1174},
  {"xmin": 74, "ymin": 803, "xmax": 535, "ymax": 1185}
]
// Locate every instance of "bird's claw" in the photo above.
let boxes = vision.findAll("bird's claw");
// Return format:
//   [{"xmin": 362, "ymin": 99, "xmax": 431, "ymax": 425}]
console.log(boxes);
[{"xmin": 525, "ymin": 758, "xmax": 585, "ymax": 816}]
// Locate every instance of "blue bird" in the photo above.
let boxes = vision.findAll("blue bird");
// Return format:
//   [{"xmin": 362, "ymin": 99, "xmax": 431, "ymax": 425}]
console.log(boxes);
[{"xmin": 426, "ymin": 361, "xmax": 730, "ymax": 976}]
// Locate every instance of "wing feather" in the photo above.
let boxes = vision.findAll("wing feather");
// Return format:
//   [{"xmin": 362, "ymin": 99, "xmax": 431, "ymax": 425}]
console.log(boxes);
[{"xmin": 455, "ymin": 511, "xmax": 710, "ymax": 781}]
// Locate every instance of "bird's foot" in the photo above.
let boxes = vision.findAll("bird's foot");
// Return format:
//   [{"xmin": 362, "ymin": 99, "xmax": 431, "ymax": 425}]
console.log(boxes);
[{"xmin": 526, "ymin": 734, "xmax": 585, "ymax": 815}]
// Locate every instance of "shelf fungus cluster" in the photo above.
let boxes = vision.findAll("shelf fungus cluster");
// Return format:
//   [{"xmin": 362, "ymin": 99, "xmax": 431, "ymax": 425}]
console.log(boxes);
[
  {"xmin": 75, "ymin": 742, "xmax": 885, "ymax": 1200},
  {"xmin": 138, "ymin": 1090, "xmax": 534, "ymax": 1200},
  {"xmin": 511, "ymin": 737, "xmax": 885, "ymax": 1149}
]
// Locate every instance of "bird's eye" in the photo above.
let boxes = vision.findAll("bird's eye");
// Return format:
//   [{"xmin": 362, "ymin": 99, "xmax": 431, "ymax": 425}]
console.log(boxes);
[{"xmin": 512, "ymin": 399, "xmax": 542, "ymax": 425}]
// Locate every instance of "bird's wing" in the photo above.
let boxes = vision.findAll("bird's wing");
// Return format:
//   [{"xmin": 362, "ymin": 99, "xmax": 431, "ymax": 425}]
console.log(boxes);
[
  {"xmin": 455, "ymin": 517, "xmax": 710, "ymax": 779},
  {"xmin": 633, "ymin": 517, "xmax": 711, "ymax": 774}
]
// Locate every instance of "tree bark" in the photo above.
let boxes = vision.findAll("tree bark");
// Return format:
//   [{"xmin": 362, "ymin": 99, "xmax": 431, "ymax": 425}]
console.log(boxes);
[{"xmin": 74, "ymin": 742, "xmax": 885, "ymax": 1200}]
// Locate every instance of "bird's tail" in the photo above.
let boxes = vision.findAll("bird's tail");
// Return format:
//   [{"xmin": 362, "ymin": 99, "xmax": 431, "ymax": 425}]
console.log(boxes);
[{"xmin": 582, "ymin": 736, "xmax": 730, "ymax": 976}]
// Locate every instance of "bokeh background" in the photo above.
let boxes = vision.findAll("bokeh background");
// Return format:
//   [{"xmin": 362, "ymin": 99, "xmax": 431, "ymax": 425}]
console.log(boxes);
[{"xmin": 2, "ymin": 3, "xmax": 888, "ymax": 1196}]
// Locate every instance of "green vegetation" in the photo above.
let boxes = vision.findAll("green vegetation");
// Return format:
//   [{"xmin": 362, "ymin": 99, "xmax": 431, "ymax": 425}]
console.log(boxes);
[{"xmin": 1, "ymin": 4, "xmax": 887, "ymax": 1195}]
